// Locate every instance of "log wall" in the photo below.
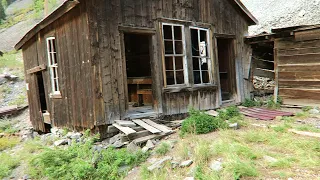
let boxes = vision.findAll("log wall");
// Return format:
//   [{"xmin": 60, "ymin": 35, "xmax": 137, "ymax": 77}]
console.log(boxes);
[{"xmin": 275, "ymin": 30, "xmax": 320, "ymax": 105}]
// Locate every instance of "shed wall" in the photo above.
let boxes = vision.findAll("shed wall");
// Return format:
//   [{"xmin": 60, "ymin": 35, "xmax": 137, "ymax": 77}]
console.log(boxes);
[{"xmin": 275, "ymin": 30, "xmax": 320, "ymax": 105}]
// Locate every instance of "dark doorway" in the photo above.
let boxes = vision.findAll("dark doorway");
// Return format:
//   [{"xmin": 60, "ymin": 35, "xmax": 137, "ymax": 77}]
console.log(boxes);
[
  {"xmin": 217, "ymin": 38, "xmax": 236, "ymax": 101},
  {"xmin": 124, "ymin": 33, "xmax": 154, "ymax": 117},
  {"xmin": 36, "ymin": 72, "xmax": 47, "ymax": 112}
]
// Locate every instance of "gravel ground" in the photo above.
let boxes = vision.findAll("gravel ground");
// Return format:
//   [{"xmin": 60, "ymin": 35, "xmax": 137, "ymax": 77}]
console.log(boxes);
[{"xmin": 241, "ymin": 0, "xmax": 320, "ymax": 35}]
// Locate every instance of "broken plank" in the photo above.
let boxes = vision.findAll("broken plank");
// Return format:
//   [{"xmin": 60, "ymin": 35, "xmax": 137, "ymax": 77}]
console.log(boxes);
[
  {"xmin": 0, "ymin": 105, "xmax": 18, "ymax": 116},
  {"xmin": 142, "ymin": 119, "xmax": 172, "ymax": 133},
  {"xmin": 132, "ymin": 131, "xmax": 173, "ymax": 145},
  {"xmin": 288, "ymin": 129, "xmax": 320, "ymax": 138},
  {"xmin": 132, "ymin": 119, "xmax": 161, "ymax": 134},
  {"xmin": 112, "ymin": 124, "xmax": 136, "ymax": 135},
  {"xmin": 115, "ymin": 120, "xmax": 136, "ymax": 127}
]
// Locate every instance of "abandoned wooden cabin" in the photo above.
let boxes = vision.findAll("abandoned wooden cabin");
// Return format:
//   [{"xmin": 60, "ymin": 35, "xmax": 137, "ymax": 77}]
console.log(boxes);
[
  {"xmin": 247, "ymin": 24, "xmax": 320, "ymax": 106},
  {"xmin": 15, "ymin": 0, "xmax": 257, "ymax": 136}
]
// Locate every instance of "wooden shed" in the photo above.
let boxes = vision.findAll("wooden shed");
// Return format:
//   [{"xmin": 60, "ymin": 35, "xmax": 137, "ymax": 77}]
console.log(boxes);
[
  {"xmin": 15, "ymin": 0, "xmax": 257, "ymax": 135},
  {"xmin": 247, "ymin": 24, "xmax": 320, "ymax": 106}
]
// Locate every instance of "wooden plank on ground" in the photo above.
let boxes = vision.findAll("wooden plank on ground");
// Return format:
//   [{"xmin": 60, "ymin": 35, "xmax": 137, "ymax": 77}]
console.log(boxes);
[
  {"xmin": 132, "ymin": 132, "xmax": 174, "ymax": 144},
  {"xmin": 132, "ymin": 119, "xmax": 161, "ymax": 134},
  {"xmin": 142, "ymin": 119, "xmax": 172, "ymax": 133},
  {"xmin": 112, "ymin": 124, "xmax": 136, "ymax": 135},
  {"xmin": 115, "ymin": 120, "xmax": 136, "ymax": 127},
  {"xmin": 0, "ymin": 105, "xmax": 18, "ymax": 116},
  {"xmin": 289, "ymin": 129, "xmax": 320, "ymax": 138}
]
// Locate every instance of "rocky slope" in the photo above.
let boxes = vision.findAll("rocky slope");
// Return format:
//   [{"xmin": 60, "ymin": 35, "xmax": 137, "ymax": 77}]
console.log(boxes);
[{"xmin": 241, "ymin": 0, "xmax": 320, "ymax": 35}]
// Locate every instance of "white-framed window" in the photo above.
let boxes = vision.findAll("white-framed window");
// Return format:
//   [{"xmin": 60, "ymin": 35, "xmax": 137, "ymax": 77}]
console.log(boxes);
[
  {"xmin": 46, "ymin": 37, "xmax": 60, "ymax": 95},
  {"xmin": 190, "ymin": 27, "xmax": 212, "ymax": 84},
  {"xmin": 162, "ymin": 23, "xmax": 188, "ymax": 86}
]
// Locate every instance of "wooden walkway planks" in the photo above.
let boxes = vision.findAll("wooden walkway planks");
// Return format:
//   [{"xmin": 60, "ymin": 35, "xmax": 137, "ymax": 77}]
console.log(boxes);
[
  {"xmin": 142, "ymin": 119, "xmax": 172, "ymax": 133},
  {"xmin": 132, "ymin": 119, "xmax": 161, "ymax": 134},
  {"xmin": 112, "ymin": 123, "xmax": 136, "ymax": 135}
]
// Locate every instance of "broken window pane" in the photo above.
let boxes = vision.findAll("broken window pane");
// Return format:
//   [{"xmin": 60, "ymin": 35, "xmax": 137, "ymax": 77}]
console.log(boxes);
[
  {"xmin": 202, "ymin": 71, "xmax": 209, "ymax": 83},
  {"xmin": 163, "ymin": 25, "xmax": 172, "ymax": 39},
  {"xmin": 165, "ymin": 40, "xmax": 173, "ymax": 54},
  {"xmin": 174, "ymin": 26, "xmax": 182, "ymax": 40},
  {"xmin": 194, "ymin": 71, "xmax": 201, "ymax": 84},
  {"xmin": 193, "ymin": 58, "xmax": 200, "ymax": 70},
  {"xmin": 175, "ymin": 41, "xmax": 183, "ymax": 54},
  {"xmin": 166, "ymin": 71, "xmax": 175, "ymax": 85},
  {"xmin": 200, "ymin": 30, "xmax": 207, "ymax": 42},
  {"xmin": 191, "ymin": 29, "xmax": 199, "ymax": 56},
  {"xmin": 52, "ymin": 39, "xmax": 56, "ymax": 52},
  {"xmin": 165, "ymin": 56, "xmax": 174, "ymax": 70},
  {"xmin": 201, "ymin": 60, "xmax": 208, "ymax": 70},
  {"xmin": 175, "ymin": 56, "xmax": 183, "ymax": 70},
  {"xmin": 176, "ymin": 70, "xmax": 184, "ymax": 84}
]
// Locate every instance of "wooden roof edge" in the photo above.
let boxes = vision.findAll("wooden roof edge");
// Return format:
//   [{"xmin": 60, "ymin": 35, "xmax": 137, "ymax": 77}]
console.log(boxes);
[
  {"xmin": 232, "ymin": 0, "xmax": 259, "ymax": 25},
  {"xmin": 14, "ymin": 0, "xmax": 80, "ymax": 50},
  {"xmin": 245, "ymin": 33, "xmax": 275, "ymax": 44}
]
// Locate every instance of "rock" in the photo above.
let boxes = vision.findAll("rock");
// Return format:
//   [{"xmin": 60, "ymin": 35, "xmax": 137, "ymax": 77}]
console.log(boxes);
[
  {"xmin": 54, "ymin": 139, "xmax": 68, "ymax": 146},
  {"xmin": 50, "ymin": 127, "xmax": 59, "ymax": 135},
  {"xmin": 184, "ymin": 177, "xmax": 195, "ymax": 180},
  {"xmin": 112, "ymin": 140, "xmax": 125, "ymax": 148},
  {"xmin": 315, "ymin": 125, "xmax": 320, "ymax": 129},
  {"xmin": 263, "ymin": 155, "xmax": 278, "ymax": 163},
  {"xmin": 146, "ymin": 140, "xmax": 155, "ymax": 149},
  {"xmin": 171, "ymin": 161, "xmax": 180, "ymax": 169},
  {"xmin": 147, "ymin": 156, "xmax": 172, "ymax": 171},
  {"xmin": 66, "ymin": 132, "xmax": 82, "ymax": 139},
  {"xmin": 109, "ymin": 134, "xmax": 121, "ymax": 144},
  {"xmin": 210, "ymin": 160, "xmax": 223, "ymax": 171},
  {"xmin": 309, "ymin": 109, "xmax": 319, "ymax": 114},
  {"xmin": 206, "ymin": 110, "xmax": 219, "ymax": 117},
  {"xmin": 127, "ymin": 142, "xmax": 141, "ymax": 153},
  {"xmin": 229, "ymin": 123, "xmax": 239, "ymax": 130},
  {"xmin": 180, "ymin": 160, "xmax": 193, "ymax": 167}
]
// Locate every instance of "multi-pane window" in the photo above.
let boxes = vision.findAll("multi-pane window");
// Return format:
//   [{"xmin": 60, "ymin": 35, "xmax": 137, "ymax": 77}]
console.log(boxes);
[
  {"xmin": 46, "ymin": 37, "xmax": 60, "ymax": 94},
  {"xmin": 162, "ymin": 24, "xmax": 187, "ymax": 86},
  {"xmin": 190, "ymin": 27, "xmax": 211, "ymax": 84}
]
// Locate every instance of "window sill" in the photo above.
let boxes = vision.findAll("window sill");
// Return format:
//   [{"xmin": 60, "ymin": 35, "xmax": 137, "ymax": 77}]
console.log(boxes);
[
  {"xmin": 163, "ymin": 84, "xmax": 217, "ymax": 93},
  {"xmin": 50, "ymin": 93, "xmax": 62, "ymax": 99}
]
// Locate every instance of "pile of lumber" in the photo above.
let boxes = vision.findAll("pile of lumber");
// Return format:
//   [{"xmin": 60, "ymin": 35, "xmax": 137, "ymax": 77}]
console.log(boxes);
[
  {"xmin": 253, "ymin": 76, "xmax": 275, "ymax": 90},
  {"xmin": 109, "ymin": 119, "xmax": 176, "ymax": 145}
]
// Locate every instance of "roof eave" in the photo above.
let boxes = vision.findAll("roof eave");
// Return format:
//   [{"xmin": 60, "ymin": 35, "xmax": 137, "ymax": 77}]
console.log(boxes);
[{"xmin": 233, "ymin": 0, "xmax": 258, "ymax": 25}]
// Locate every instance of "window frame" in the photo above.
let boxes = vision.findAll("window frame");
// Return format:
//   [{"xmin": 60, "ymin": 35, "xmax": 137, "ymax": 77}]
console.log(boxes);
[
  {"xmin": 190, "ymin": 26, "xmax": 213, "ymax": 85},
  {"xmin": 46, "ymin": 37, "xmax": 60, "ymax": 96},
  {"xmin": 161, "ymin": 23, "xmax": 188, "ymax": 87}
]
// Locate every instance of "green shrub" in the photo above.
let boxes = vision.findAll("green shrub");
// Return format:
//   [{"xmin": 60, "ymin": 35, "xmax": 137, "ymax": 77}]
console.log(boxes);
[
  {"xmin": 155, "ymin": 142, "xmax": 170, "ymax": 156},
  {"xmin": 181, "ymin": 109, "xmax": 228, "ymax": 135},
  {"xmin": 29, "ymin": 137, "xmax": 149, "ymax": 180},
  {"xmin": 0, "ymin": 153, "xmax": 20, "ymax": 179},
  {"xmin": 302, "ymin": 106, "xmax": 313, "ymax": 112},
  {"xmin": 0, "ymin": 136, "xmax": 19, "ymax": 150},
  {"xmin": 242, "ymin": 98, "xmax": 258, "ymax": 107}
]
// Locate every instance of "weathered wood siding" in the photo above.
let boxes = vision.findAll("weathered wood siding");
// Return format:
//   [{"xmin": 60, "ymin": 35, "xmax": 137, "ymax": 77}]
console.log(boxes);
[
  {"xmin": 86, "ymin": 0, "xmax": 252, "ymax": 118},
  {"xmin": 23, "ymin": 2, "xmax": 95, "ymax": 131},
  {"xmin": 275, "ymin": 30, "xmax": 320, "ymax": 104}
]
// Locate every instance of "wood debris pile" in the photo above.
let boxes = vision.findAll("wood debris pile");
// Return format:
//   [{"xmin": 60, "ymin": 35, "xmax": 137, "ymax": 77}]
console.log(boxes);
[
  {"xmin": 106, "ymin": 119, "xmax": 181, "ymax": 148},
  {"xmin": 253, "ymin": 76, "xmax": 275, "ymax": 90}
]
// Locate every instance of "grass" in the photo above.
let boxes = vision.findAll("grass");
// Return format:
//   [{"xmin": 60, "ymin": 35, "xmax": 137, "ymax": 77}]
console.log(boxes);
[
  {"xmin": 0, "ymin": 152, "xmax": 20, "ymax": 179},
  {"xmin": 0, "ymin": 118, "xmax": 19, "ymax": 134},
  {"xmin": 141, "ymin": 118, "xmax": 320, "ymax": 180},
  {"xmin": 155, "ymin": 142, "xmax": 170, "ymax": 156},
  {"xmin": 0, "ymin": 51, "xmax": 24, "ymax": 78},
  {"xmin": 0, "ymin": 136, "xmax": 19, "ymax": 150}
]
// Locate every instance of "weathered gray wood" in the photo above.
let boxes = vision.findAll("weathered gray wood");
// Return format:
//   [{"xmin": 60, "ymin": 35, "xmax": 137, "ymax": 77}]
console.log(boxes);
[
  {"xmin": 115, "ymin": 120, "xmax": 137, "ymax": 127},
  {"xmin": 132, "ymin": 119, "xmax": 161, "ymax": 134},
  {"xmin": 113, "ymin": 123, "xmax": 136, "ymax": 135},
  {"xmin": 142, "ymin": 119, "xmax": 172, "ymax": 133}
]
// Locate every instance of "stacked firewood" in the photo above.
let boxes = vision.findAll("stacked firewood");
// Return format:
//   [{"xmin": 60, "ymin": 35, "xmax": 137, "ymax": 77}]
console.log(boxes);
[{"xmin": 253, "ymin": 76, "xmax": 275, "ymax": 90}]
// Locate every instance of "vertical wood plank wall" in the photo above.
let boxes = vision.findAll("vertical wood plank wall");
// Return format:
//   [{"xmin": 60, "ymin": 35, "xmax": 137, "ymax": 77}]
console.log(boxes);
[
  {"xmin": 22, "ymin": 0, "xmax": 253, "ymax": 131},
  {"xmin": 276, "ymin": 30, "xmax": 320, "ymax": 105}
]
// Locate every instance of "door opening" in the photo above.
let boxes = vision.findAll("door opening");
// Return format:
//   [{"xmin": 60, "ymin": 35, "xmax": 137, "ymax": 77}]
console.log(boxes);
[
  {"xmin": 36, "ymin": 71, "xmax": 51, "ymax": 131},
  {"xmin": 124, "ymin": 33, "xmax": 154, "ymax": 117},
  {"xmin": 217, "ymin": 38, "xmax": 236, "ymax": 101}
]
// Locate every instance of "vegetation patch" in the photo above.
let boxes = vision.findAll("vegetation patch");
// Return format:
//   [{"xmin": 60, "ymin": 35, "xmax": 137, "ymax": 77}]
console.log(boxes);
[
  {"xmin": 155, "ymin": 142, "xmax": 170, "ymax": 156},
  {"xmin": 29, "ymin": 135, "xmax": 149, "ymax": 180},
  {"xmin": 0, "ymin": 152, "xmax": 20, "ymax": 179},
  {"xmin": 0, "ymin": 136, "xmax": 19, "ymax": 151}
]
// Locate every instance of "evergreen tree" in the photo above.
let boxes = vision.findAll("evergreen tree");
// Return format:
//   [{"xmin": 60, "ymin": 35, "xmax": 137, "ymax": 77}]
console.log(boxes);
[{"xmin": 0, "ymin": 1, "xmax": 5, "ymax": 23}]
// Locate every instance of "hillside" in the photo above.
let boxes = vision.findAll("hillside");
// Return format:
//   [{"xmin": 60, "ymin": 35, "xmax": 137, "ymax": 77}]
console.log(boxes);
[{"xmin": 241, "ymin": 0, "xmax": 320, "ymax": 35}]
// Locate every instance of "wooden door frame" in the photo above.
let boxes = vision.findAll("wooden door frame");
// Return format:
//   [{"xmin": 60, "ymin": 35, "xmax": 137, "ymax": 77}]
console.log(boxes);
[
  {"xmin": 215, "ymin": 35, "xmax": 237, "ymax": 104},
  {"xmin": 119, "ymin": 27, "xmax": 157, "ymax": 115}
]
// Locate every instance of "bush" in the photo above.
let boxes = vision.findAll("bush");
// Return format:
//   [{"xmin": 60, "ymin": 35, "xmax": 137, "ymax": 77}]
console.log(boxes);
[
  {"xmin": 181, "ymin": 109, "xmax": 228, "ymax": 136},
  {"xmin": 29, "ymin": 137, "xmax": 149, "ymax": 180},
  {"xmin": 0, "ymin": 153, "xmax": 20, "ymax": 179},
  {"xmin": 155, "ymin": 142, "xmax": 170, "ymax": 156},
  {"xmin": 242, "ymin": 98, "xmax": 257, "ymax": 107}
]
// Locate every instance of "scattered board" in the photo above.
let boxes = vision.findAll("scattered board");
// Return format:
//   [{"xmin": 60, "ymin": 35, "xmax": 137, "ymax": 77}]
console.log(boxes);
[
  {"xmin": 142, "ymin": 119, "xmax": 172, "ymax": 133},
  {"xmin": 112, "ymin": 124, "xmax": 136, "ymax": 135},
  {"xmin": 132, "ymin": 120, "xmax": 162, "ymax": 134}
]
